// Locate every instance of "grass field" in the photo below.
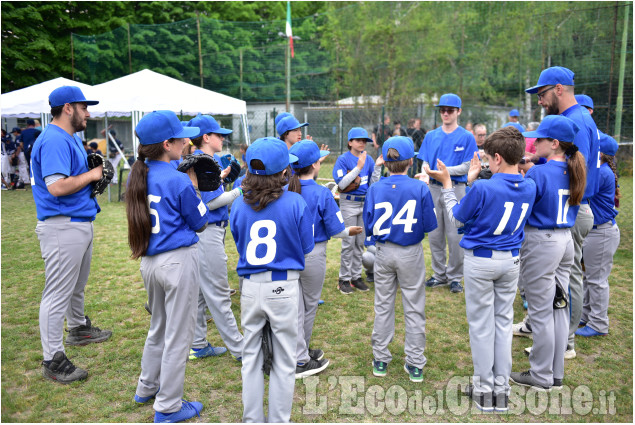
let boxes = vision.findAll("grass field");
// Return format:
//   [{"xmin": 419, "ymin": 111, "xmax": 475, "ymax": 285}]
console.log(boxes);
[{"xmin": 1, "ymin": 160, "xmax": 632, "ymax": 422}]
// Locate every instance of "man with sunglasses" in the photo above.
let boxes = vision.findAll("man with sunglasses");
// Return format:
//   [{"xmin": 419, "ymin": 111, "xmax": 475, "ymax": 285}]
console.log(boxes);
[
  {"xmin": 523, "ymin": 66, "xmax": 601, "ymax": 360},
  {"xmin": 416, "ymin": 94, "xmax": 478, "ymax": 294}
]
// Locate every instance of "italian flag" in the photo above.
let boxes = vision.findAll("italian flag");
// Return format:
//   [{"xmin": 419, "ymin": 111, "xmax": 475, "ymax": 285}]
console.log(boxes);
[{"xmin": 286, "ymin": 1, "xmax": 294, "ymax": 58}]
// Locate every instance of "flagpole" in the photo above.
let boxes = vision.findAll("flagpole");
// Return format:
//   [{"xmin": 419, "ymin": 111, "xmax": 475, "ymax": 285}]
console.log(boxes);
[{"xmin": 286, "ymin": 42, "xmax": 290, "ymax": 112}]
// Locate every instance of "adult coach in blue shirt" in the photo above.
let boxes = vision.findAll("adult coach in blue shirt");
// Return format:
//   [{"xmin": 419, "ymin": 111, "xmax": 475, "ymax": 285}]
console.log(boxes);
[
  {"xmin": 417, "ymin": 93, "xmax": 478, "ymax": 294},
  {"xmin": 31, "ymin": 86, "xmax": 112, "ymax": 384},
  {"xmin": 525, "ymin": 66, "xmax": 601, "ymax": 359}
]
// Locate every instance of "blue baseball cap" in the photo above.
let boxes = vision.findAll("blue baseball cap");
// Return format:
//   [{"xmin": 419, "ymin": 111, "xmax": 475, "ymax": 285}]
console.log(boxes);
[
  {"xmin": 509, "ymin": 109, "xmax": 520, "ymax": 117},
  {"xmin": 275, "ymin": 112, "xmax": 293, "ymax": 127},
  {"xmin": 522, "ymin": 115, "xmax": 580, "ymax": 143},
  {"xmin": 276, "ymin": 116, "xmax": 309, "ymax": 136},
  {"xmin": 382, "ymin": 136, "xmax": 415, "ymax": 161},
  {"xmin": 49, "ymin": 86, "xmax": 99, "ymax": 107},
  {"xmin": 436, "ymin": 93, "xmax": 462, "ymax": 108},
  {"xmin": 187, "ymin": 113, "xmax": 232, "ymax": 138},
  {"xmin": 575, "ymin": 94, "xmax": 594, "ymax": 110},
  {"xmin": 347, "ymin": 127, "xmax": 372, "ymax": 142},
  {"xmin": 289, "ymin": 140, "xmax": 330, "ymax": 168},
  {"xmin": 525, "ymin": 66, "xmax": 575, "ymax": 94},
  {"xmin": 599, "ymin": 133, "xmax": 618, "ymax": 156},
  {"xmin": 136, "ymin": 110, "xmax": 200, "ymax": 146},
  {"xmin": 246, "ymin": 137, "xmax": 298, "ymax": 175}
]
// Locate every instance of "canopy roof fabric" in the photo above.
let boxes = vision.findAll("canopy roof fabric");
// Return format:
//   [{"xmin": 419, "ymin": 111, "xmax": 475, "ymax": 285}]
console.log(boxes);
[
  {"xmin": 1, "ymin": 77, "xmax": 95, "ymax": 118},
  {"xmin": 1, "ymin": 69, "xmax": 247, "ymax": 118},
  {"xmin": 90, "ymin": 69, "xmax": 247, "ymax": 116}
]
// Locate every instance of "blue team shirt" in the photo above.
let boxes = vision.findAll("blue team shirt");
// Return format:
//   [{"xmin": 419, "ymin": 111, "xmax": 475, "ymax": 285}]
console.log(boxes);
[
  {"xmin": 363, "ymin": 175, "xmax": 437, "ymax": 246},
  {"xmin": 524, "ymin": 161, "xmax": 580, "ymax": 229},
  {"xmin": 193, "ymin": 150, "xmax": 229, "ymax": 224},
  {"xmin": 30, "ymin": 124, "xmax": 100, "ymax": 221},
  {"xmin": 233, "ymin": 174, "xmax": 245, "ymax": 190},
  {"xmin": 20, "ymin": 127, "xmax": 39, "ymax": 151},
  {"xmin": 416, "ymin": 126, "xmax": 478, "ymax": 183},
  {"xmin": 590, "ymin": 163, "xmax": 619, "ymax": 225},
  {"xmin": 451, "ymin": 173, "xmax": 536, "ymax": 250},
  {"xmin": 333, "ymin": 151, "xmax": 376, "ymax": 196},
  {"xmin": 145, "ymin": 160, "xmax": 208, "ymax": 256},
  {"xmin": 561, "ymin": 104, "xmax": 601, "ymax": 202},
  {"xmin": 230, "ymin": 190, "xmax": 314, "ymax": 276},
  {"xmin": 503, "ymin": 122, "xmax": 526, "ymax": 132},
  {"xmin": 299, "ymin": 179, "xmax": 346, "ymax": 243}
]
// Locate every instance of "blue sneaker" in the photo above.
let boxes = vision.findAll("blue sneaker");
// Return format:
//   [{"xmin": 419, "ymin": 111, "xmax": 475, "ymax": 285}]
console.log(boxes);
[
  {"xmin": 318, "ymin": 300, "xmax": 325, "ymax": 305},
  {"xmin": 575, "ymin": 325, "xmax": 607, "ymax": 337},
  {"xmin": 154, "ymin": 400, "xmax": 202, "ymax": 423},
  {"xmin": 404, "ymin": 363, "xmax": 423, "ymax": 383},
  {"xmin": 135, "ymin": 388, "xmax": 159, "ymax": 404},
  {"xmin": 372, "ymin": 360, "xmax": 387, "ymax": 377},
  {"xmin": 450, "ymin": 281, "xmax": 463, "ymax": 293},
  {"xmin": 523, "ymin": 300, "xmax": 528, "ymax": 310},
  {"xmin": 578, "ymin": 320, "xmax": 587, "ymax": 328},
  {"xmin": 233, "ymin": 355, "xmax": 242, "ymax": 363},
  {"xmin": 425, "ymin": 277, "xmax": 448, "ymax": 288},
  {"xmin": 188, "ymin": 343, "xmax": 227, "ymax": 360}
]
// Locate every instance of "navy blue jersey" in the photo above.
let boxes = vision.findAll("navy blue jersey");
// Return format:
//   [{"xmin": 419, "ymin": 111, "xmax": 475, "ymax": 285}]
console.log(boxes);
[
  {"xmin": 3, "ymin": 139, "xmax": 18, "ymax": 155},
  {"xmin": 452, "ymin": 173, "xmax": 536, "ymax": 251},
  {"xmin": 524, "ymin": 161, "xmax": 580, "ymax": 229},
  {"xmin": 363, "ymin": 175, "xmax": 437, "ymax": 246},
  {"xmin": 561, "ymin": 104, "xmax": 600, "ymax": 201},
  {"xmin": 299, "ymin": 179, "xmax": 346, "ymax": 243},
  {"xmin": 145, "ymin": 160, "xmax": 208, "ymax": 256},
  {"xmin": 333, "ymin": 151, "xmax": 375, "ymax": 196},
  {"xmin": 230, "ymin": 190, "xmax": 314, "ymax": 276},
  {"xmin": 590, "ymin": 163, "xmax": 618, "ymax": 225},
  {"xmin": 30, "ymin": 124, "xmax": 100, "ymax": 221},
  {"xmin": 416, "ymin": 126, "xmax": 478, "ymax": 183},
  {"xmin": 20, "ymin": 127, "xmax": 40, "ymax": 151},
  {"xmin": 193, "ymin": 150, "xmax": 229, "ymax": 224}
]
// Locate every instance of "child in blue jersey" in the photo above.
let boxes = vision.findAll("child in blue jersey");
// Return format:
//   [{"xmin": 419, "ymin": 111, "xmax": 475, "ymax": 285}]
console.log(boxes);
[
  {"xmin": 184, "ymin": 114, "xmax": 245, "ymax": 362},
  {"xmin": 333, "ymin": 127, "xmax": 382, "ymax": 294},
  {"xmin": 288, "ymin": 140, "xmax": 363, "ymax": 379},
  {"xmin": 363, "ymin": 136, "xmax": 437, "ymax": 383},
  {"xmin": 126, "ymin": 110, "xmax": 208, "ymax": 423},
  {"xmin": 230, "ymin": 137, "xmax": 314, "ymax": 423},
  {"xmin": 426, "ymin": 127, "xmax": 537, "ymax": 412},
  {"xmin": 577, "ymin": 134, "xmax": 621, "ymax": 337},
  {"xmin": 507, "ymin": 115, "xmax": 586, "ymax": 393}
]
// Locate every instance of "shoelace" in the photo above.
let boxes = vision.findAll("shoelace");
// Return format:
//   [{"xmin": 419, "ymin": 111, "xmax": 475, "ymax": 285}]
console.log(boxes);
[
  {"xmin": 181, "ymin": 401, "xmax": 201, "ymax": 417},
  {"xmin": 56, "ymin": 357, "xmax": 77, "ymax": 375}
]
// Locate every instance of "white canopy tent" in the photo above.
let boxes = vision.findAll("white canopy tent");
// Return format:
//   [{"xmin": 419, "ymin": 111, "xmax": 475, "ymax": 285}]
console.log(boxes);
[
  {"xmin": 0, "ymin": 77, "xmax": 96, "ymax": 127},
  {"xmin": 90, "ymin": 69, "xmax": 250, "ymax": 158}
]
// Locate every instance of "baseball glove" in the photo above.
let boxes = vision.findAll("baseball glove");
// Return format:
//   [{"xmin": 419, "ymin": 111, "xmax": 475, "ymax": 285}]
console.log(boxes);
[
  {"xmin": 262, "ymin": 320, "xmax": 274, "ymax": 376},
  {"xmin": 177, "ymin": 153, "xmax": 222, "ymax": 192},
  {"xmin": 338, "ymin": 170, "xmax": 361, "ymax": 193},
  {"xmin": 87, "ymin": 153, "xmax": 114, "ymax": 197},
  {"xmin": 220, "ymin": 154, "xmax": 242, "ymax": 184}
]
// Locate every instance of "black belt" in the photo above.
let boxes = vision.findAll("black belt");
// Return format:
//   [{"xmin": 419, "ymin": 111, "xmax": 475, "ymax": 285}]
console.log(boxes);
[{"xmin": 213, "ymin": 220, "xmax": 228, "ymax": 228}]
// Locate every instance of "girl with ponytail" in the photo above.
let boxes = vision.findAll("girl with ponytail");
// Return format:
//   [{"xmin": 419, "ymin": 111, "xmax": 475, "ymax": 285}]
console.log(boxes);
[
  {"xmin": 127, "ymin": 111, "xmax": 209, "ymax": 422},
  {"xmin": 510, "ymin": 115, "xmax": 585, "ymax": 391},
  {"xmin": 578, "ymin": 134, "xmax": 621, "ymax": 337}
]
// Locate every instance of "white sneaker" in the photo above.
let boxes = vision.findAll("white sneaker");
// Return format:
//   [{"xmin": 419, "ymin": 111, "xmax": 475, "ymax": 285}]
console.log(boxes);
[
  {"xmin": 524, "ymin": 346, "xmax": 532, "ymax": 356},
  {"xmin": 512, "ymin": 321, "xmax": 533, "ymax": 338},
  {"xmin": 564, "ymin": 348, "xmax": 576, "ymax": 360}
]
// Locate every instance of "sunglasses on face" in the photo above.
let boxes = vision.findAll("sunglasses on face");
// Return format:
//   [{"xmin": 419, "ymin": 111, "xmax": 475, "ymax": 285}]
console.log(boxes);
[{"xmin": 439, "ymin": 108, "xmax": 457, "ymax": 114}]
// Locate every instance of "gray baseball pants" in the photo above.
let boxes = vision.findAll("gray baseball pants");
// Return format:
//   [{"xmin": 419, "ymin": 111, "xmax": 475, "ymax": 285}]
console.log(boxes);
[
  {"xmin": 463, "ymin": 249, "xmax": 518, "ymax": 397},
  {"xmin": 567, "ymin": 204, "xmax": 594, "ymax": 350},
  {"xmin": 192, "ymin": 225, "xmax": 244, "ymax": 356},
  {"xmin": 136, "ymin": 245, "xmax": 200, "ymax": 414},
  {"xmin": 427, "ymin": 183, "xmax": 465, "ymax": 283},
  {"xmin": 36, "ymin": 217, "xmax": 92, "ymax": 361},
  {"xmin": 338, "ymin": 198, "xmax": 365, "ymax": 281},
  {"xmin": 372, "ymin": 242, "xmax": 427, "ymax": 369},
  {"xmin": 241, "ymin": 271, "xmax": 299, "ymax": 423},
  {"xmin": 521, "ymin": 227, "xmax": 573, "ymax": 387},
  {"xmin": 581, "ymin": 223, "xmax": 620, "ymax": 334},
  {"xmin": 297, "ymin": 241, "xmax": 327, "ymax": 364}
]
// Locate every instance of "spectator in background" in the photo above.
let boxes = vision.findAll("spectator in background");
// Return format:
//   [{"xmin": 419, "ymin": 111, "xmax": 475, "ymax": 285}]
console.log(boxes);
[
  {"xmin": 20, "ymin": 119, "xmax": 41, "ymax": 166},
  {"xmin": 473, "ymin": 124, "xmax": 487, "ymax": 149},
  {"xmin": 392, "ymin": 120, "xmax": 407, "ymax": 137},
  {"xmin": 465, "ymin": 121, "xmax": 474, "ymax": 135},
  {"xmin": 503, "ymin": 109, "xmax": 526, "ymax": 132},
  {"xmin": 372, "ymin": 114, "xmax": 392, "ymax": 158},
  {"xmin": 88, "ymin": 142, "xmax": 103, "ymax": 156}
]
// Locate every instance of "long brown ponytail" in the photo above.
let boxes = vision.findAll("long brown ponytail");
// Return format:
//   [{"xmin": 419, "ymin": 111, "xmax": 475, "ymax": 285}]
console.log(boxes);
[
  {"xmin": 601, "ymin": 153, "xmax": 621, "ymax": 199},
  {"xmin": 125, "ymin": 142, "xmax": 168, "ymax": 259},
  {"xmin": 560, "ymin": 141, "xmax": 586, "ymax": 206},
  {"xmin": 287, "ymin": 164, "xmax": 313, "ymax": 195}
]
